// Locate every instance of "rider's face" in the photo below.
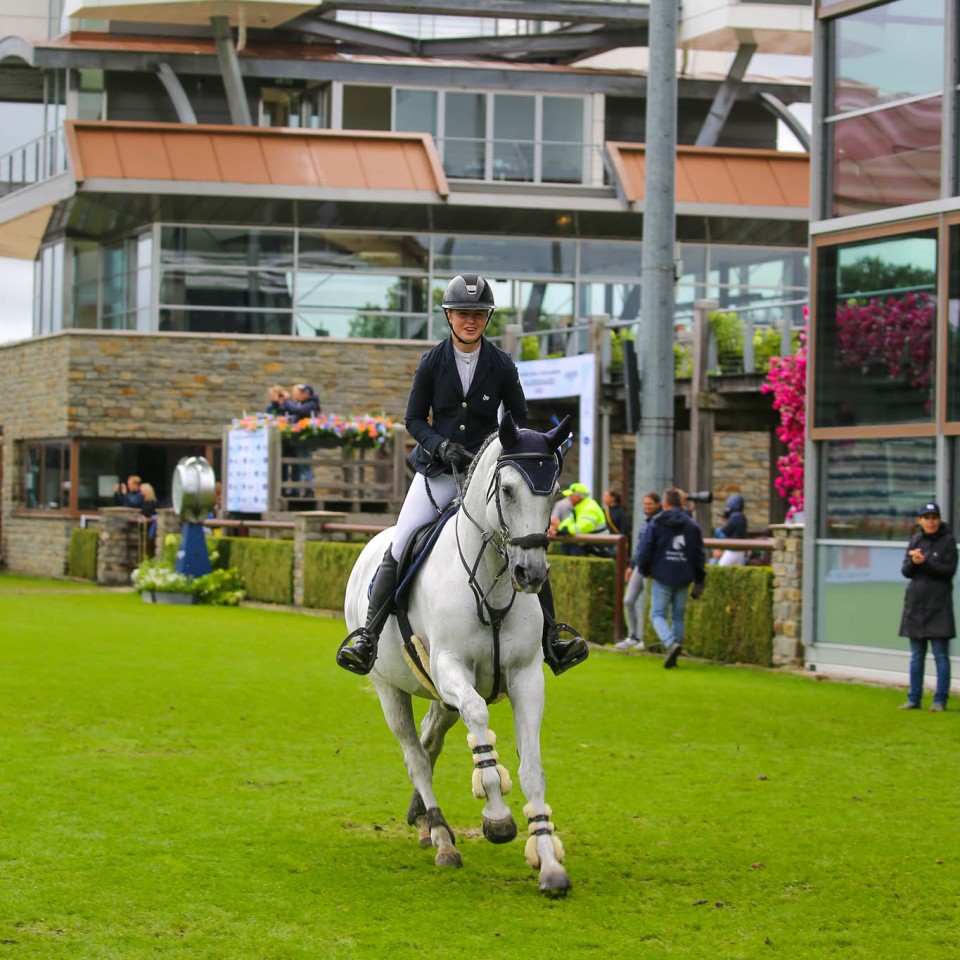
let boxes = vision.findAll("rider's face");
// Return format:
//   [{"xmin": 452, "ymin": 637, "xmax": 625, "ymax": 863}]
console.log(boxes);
[{"xmin": 446, "ymin": 309, "xmax": 488, "ymax": 346}]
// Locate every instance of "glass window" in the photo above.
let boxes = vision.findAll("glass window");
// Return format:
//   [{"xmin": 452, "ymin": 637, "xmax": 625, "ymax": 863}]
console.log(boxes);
[
  {"xmin": 160, "ymin": 227, "xmax": 294, "ymax": 270},
  {"xmin": 395, "ymin": 89, "xmax": 437, "ymax": 135},
  {"xmin": 821, "ymin": 436, "xmax": 936, "ymax": 539},
  {"xmin": 542, "ymin": 96, "xmax": 584, "ymax": 184},
  {"xmin": 159, "ymin": 309, "xmax": 292, "ymax": 336},
  {"xmin": 946, "ymin": 224, "xmax": 960, "ymax": 420},
  {"xmin": 829, "ymin": 96, "xmax": 942, "ymax": 217},
  {"xmin": 295, "ymin": 311, "xmax": 428, "ymax": 340},
  {"xmin": 443, "ymin": 92, "xmax": 486, "ymax": 178},
  {"xmin": 433, "ymin": 235, "xmax": 574, "ymax": 277},
  {"xmin": 342, "ymin": 85, "xmax": 391, "ymax": 130},
  {"xmin": 579, "ymin": 241, "xmax": 642, "ymax": 278},
  {"xmin": 101, "ymin": 242, "xmax": 132, "ymax": 330},
  {"xmin": 579, "ymin": 283, "xmax": 641, "ymax": 323},
  {"xmin": 493, "ymin": 95, "xmax": 534, "ymax": 182},
  {"xmin": 298, "ymin": 232, "xmax": 429, "ymax": 271},
  {"xmin": 831, "ymin": 0, "xmax": 945, "ymax": 115},
  {"xmin": 23, "ymin": 440, "xmax": 70, "ymax": 510},
  {"xmin": 813, "ymin": 231, "xmax": 937, "ymax": 427},
  {"xmin": 294, "ymin": 274, "xmax": 427, "ymax": 313}
]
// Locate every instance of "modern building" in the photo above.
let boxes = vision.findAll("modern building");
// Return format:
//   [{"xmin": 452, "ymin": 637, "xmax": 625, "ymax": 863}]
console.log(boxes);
[
  {"xmin": 0, "ymin": 1, "xmax": 813, "ymax": 576},
  {"xmin": 804, "ymin": 0, "xmax": 959, "ymax": 685}
]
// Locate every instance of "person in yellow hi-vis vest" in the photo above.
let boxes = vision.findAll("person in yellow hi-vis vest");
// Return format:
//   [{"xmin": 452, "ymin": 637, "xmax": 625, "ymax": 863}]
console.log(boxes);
[{"xmin": 550, "ymin": 482, "xmax": 610, "ymax": 556}]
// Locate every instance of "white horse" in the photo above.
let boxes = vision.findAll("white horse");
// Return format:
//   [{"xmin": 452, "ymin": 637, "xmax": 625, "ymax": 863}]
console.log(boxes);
[{"xmin": 343, "ymin": 413, "xmax": 573, "ymax": 896}]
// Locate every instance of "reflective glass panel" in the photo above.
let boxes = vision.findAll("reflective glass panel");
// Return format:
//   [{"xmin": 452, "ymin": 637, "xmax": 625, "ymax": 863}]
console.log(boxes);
[
  {"xmin": 77, "ymin": 441, "xmax": 123, "ymax": 510},
  {"xmin": 814, "ymin": 231, "xmax": 937, "ymax": 427},
  {"xmin": 43, "ymin": 443, "xmax": 66, "ymax": 508},
  {"xmin": 342, "ymin": 85, "xmax": 391, "ymax": 130},
  {"xmin": 395, "ymin": 89, "xmax": 437, "ymax": 135},
  {"xmin": 830, "ymin": 96, "xmax": 941, "ymax": 217},
  {"xmin": 443, "ymin": 92, "xmax": 486, "ymax": 178},
  {"xmin": 821, "ymin": 436, "xmax": 936, "ymax": 540},
  {"xmin": 159, "ymin": 309, "xmax": 292, "ymax": 335},
  {"xmin": 815, "ymin": 542, "xmax": 909, "ymax": 649},
  {"xmin": 946, "ymin": 224, "xmax": 960, "ymax": 420},
  {"xmin": 433, "ymin": 236, "xmax": 574, "ymax": 276},
  {"xmin": 299, "ymin": 232, "xmax": 429, "ymax": 271},
  {"xmin": 579, "ymin": 283, "xmax": 641, "ymax": 323},
  {"xmin": 541, "ymin": 144, "xmax": 583, "ymax": 184},
  {"xmin": 294, "ymin": 274, "xmax": 427, "ymax": 312},
  {"xmin": 160, "ymin": 227, "xmax": 294, "ymax": 269},
  {"xmin": 831, "ymin": 0, "xmax": 944, "ymax": 114},
  {"xmin": 160, "ymin": 270, "xmax": 293, "ymax": 309},
  {"xmin": 579, "ymin": 241, "xmax": 642, "ymax": 277},
  {"xmin": 295, "ymin": 311, "xmax": 428, "ymax": 340}
]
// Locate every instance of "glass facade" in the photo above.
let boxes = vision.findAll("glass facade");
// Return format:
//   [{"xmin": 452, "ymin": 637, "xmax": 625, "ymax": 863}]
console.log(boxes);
[
  {"xmin": 813, "ymin": 230, "xmax": 937, "ymax": 428},
  {"xmin": 825, "ymin": 0, "xmax": 945, "ymax": 217}
]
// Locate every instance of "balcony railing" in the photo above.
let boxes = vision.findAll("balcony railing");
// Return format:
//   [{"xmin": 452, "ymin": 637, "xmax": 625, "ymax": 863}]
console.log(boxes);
[{"xmin": 0, "ymin": 129, "xmax": 67, "ymax": 198}]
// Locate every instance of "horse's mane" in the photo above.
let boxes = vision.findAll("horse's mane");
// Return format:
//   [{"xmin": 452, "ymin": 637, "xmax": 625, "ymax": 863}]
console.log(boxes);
[{"xmin": 462, "ymin": 429, "xmax": 501, "ymax": 495}]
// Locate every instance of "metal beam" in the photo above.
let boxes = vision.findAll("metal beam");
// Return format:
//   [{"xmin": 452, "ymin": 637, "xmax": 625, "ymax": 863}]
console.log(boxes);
[
  {"xmin": 283, "ymin": 13, "xmax": 417, "ymax": 54},
  {"xmin": 694, "ymin": 42, "xmax": 757, "ymax": 147},
  {"xmin": 211, "ymin": 15, "xmax": 252, "ymax": 126},
  {"xmin": 757, "ymin": 91, "xmax": 810, "ymax": 151},
  {"xmin": 311, "ymin": 0, "xmax": 651, "ymax": 26},
  {"xmin": 155, "ymin": 63, "xmax": 198, "ymax": 124},
  {"xmin": 421, "ymin": 28, "xmax": 649, "ymax": 59}
]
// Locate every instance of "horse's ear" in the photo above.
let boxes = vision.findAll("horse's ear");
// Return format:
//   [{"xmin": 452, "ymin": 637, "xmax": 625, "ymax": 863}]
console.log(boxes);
[
  {"xmin": 499, "ymin": 411, "xmax": 520, "ymax": 449},
  {"xmin": 544, "ymin": 415, "xmax": 572, "ymax": 451}
]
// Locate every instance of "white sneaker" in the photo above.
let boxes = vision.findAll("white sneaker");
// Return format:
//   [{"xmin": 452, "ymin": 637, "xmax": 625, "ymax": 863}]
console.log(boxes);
[{"xmin": 615, "ymin": 636, "xmax": 644, "ymax": 651}]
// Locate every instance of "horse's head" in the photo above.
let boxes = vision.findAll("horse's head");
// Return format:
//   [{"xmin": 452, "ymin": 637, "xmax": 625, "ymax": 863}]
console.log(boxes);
[{"xmin": 481, "ymin": 412, "xmax": 571, "ymax": 593}]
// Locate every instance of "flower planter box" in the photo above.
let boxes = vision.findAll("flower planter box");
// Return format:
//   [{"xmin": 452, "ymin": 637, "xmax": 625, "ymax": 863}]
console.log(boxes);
[{"xmin": 142, "ymin": 591, "xmax": 197, "ymax": 605}]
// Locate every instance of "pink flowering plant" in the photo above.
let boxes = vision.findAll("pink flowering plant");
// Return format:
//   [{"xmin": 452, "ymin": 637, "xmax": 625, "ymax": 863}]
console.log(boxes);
[
  {"xmin": 762, "ymin": 328, "xmax": 807, "ymax": 519},
  {"xmin": 232, "ymin": 412, "xmax": 397, "ymax": 452}
]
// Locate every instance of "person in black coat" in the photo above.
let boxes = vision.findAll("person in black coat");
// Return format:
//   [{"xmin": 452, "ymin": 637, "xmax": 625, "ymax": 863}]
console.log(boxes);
[
  {"xmin": 337, "ymin": 273, "xmax": 588, "ymax": 678},
  {"xmin": 898, "ymin": 501, "xmax": 956, "ymax": 712}
]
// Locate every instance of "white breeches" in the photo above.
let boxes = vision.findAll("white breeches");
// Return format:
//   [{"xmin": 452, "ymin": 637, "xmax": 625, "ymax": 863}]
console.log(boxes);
[{"xmin": 389, "ymin": 472, "xmax": 458, "ymax": 562}]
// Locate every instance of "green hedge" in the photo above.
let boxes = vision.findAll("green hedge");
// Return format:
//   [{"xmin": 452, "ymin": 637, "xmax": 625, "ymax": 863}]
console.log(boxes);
[
  {"xmin": 641, "ymin": 565, "xmax": 774, "ymax": 666},
  {"xmin": 548, "ymin": 554, "xmax": 617, "ymax": 644},
  {"xmin": 215, "ymin": 537, "xmax": 293, "ymax": 605},
  {"xmin": 68, "ymin": 528, "xmax": 99, "ymax": 580},
  {"xmin": 303, "ymin": 541, "xmax": 366, "ymax": 611}
]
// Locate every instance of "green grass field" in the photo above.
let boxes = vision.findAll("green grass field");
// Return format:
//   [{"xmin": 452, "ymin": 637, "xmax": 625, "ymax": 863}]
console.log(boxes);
[{"xmin": 1, "ymin": 576, "xmax": 957, "ymax": 959}]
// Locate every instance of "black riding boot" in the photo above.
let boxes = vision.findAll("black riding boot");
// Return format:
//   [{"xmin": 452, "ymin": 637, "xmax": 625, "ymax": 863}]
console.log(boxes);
[
  {"xmin": 337, "ymin": 549, "xmax": 399, "ymax": 675},
  {"xmin": 539, "ymin": 578, "xmax": 589, "ymax": 676}
]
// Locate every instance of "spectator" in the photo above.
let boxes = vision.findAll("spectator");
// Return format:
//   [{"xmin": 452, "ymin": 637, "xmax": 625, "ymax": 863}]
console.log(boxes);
[
  {"xmin": 713, "ymin": 493, "xmax": 748, "ymax": 567},
  {"xmin": 897, "ymin": 501, "xmax": 956, "ymax": 712},
  {"xmin": 550, "ymin": 481, "xmax": 609, "ymax": 556},
  {"xmin": 113, "ymin": 475, "xmax": 145, "ymax": 508},
  {"xmin": 139, "ymin": 481, "xmax": 159, "ymax": 544},
  {"xmin": 602, "ymin": 489, "xmax": 630, "ymax": 552},
  {"xmin": 281, "ymin": 383, "xmax": 321, "ymax": 419},
  {"xmin": 265, "ymin": 384, "xmax": 289, "ymax": 416},
  {"xmin": 637, "ymin": 487, "xmax": 706, "ymax": 668},
  {"xmin": 280, "ymin": 384, "xmax": 321, "ymax": 502},
  {"xmin": 616, "ymin": 491, "xmax": 662, "ymax": 651}
]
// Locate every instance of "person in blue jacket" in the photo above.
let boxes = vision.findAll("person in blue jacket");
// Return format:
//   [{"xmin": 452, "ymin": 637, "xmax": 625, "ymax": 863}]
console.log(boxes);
[
  {"xmin": 637, "ymin": 487, "xmax": 706, "ymax": 668},
  {"xmin": 337, "ymin": 273, "xmax": 588, "ymax": 678},
  {"xmin": 712, "ymin": 493, "xmax": 748, "ymax": 566}
]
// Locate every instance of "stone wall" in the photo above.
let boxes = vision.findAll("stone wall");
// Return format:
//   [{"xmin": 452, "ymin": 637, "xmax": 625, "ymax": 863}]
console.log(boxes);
[
  {"xmin": 771, "ymin": 523, "xmax": 804, "ymax": 666},
  {"xmin": 3, "ymin": 515, "xmax": 76, "ymax": 577},
  {"xmin": 711, "ymin": 431, "xmax": 771, "ymax": 534}
]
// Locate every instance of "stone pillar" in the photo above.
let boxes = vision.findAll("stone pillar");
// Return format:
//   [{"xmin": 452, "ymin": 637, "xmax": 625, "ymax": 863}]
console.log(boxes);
[
  {"xmin": 771, "ymin": 523, "xmax": 804, "ymax": 666},
  {"xmin": 96, "ymin": 507, "xmax": 139, "ymax": 585},
  {"xmin": 155, "ymin": 508, "xmax": 181, "ymax": 551},
  {"xmin": 293, "ymin": 511, "xmax": 345, "ymax": 606}
]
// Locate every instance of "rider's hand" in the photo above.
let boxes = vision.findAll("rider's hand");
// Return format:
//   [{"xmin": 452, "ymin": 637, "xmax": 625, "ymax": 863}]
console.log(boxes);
[{"xmin": 438, "ymin": 440, "xmax": 472, "ymax": 470}]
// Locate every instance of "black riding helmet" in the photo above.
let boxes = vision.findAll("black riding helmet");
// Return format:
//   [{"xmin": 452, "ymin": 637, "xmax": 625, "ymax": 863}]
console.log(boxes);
[{"xmin": 442, "ymin": 273, "xmax": 494, "ymax": 346}]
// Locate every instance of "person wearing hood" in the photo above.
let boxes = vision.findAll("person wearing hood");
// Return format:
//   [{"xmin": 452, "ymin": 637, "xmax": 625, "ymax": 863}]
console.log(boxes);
[
  {"xmin": 713, "ymin": 493, "xmax": 748, "ymax": 567},
  {"xmin": 637, "ymin": 487, "xmax": 706, "ymax": 668},
  {"xmin": 897, "ymin": 501, "xmax": 956, "ymax": 712}
]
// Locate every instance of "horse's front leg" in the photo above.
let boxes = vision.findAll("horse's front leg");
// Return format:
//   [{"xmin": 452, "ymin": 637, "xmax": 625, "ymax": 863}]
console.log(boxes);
[
  {"xmin": 373, "ymin": 682, "xmax": 461, "ymax": 867},
  {"xmin": 508, "ymin": 665, "xmax": 572, "ymax": 898},
  {"xmin": 433, "ymin": 652, "xmax": 517, "ymax": 844}
]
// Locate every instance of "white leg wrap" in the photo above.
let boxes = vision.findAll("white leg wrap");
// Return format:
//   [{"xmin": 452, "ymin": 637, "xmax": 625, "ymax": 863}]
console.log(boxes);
[
  {"xmin": 467, "ymin": 730, "xmax": 511, "ymax": 799},
  {"xmin": 523, "ymin": 803, "xmax": 562, "ymax": 868}
]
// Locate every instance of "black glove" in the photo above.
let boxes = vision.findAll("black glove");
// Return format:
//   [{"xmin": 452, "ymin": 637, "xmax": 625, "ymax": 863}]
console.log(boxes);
[
  {"xmin": 438, "ymin": 440, "xmax": 472, "ymax": 470},
  {"xmin": 690, "ymin": 581, "xmax": 705, "ymax": 600}
]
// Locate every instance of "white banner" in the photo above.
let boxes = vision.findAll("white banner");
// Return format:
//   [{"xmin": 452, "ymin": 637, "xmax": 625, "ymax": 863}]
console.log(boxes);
[
  {"xmin": 517, "ymin": 354, "xmax": 596, "ymax": 495},
  {"xmin": 225, "ymin": 428, "xmax": 271, "ymax": 513}
]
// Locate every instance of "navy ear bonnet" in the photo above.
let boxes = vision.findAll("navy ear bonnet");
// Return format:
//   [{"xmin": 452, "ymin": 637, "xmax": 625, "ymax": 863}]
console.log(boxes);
[{"xmin": 496, "ymin": 428, "xmax": 565, "ymax": 495}]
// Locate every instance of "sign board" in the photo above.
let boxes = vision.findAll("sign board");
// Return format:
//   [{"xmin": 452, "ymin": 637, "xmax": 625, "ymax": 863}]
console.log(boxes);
[
  {"xmin": 517, "ymin": 354, "xmax": 597, "ymax": 494},
  {"xmin": 224, "ymin": 427, "xmax": 273, "ymax": 513}
]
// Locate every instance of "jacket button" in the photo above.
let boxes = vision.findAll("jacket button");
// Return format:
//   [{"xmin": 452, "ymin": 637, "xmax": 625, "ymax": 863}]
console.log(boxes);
[
  {"xmin": 459, "ymin": 424, "xmax": 466, "ymax": 431},
  {"xmin": 461, "ymin": 402, "xmax": 467, "ymax": 408}
]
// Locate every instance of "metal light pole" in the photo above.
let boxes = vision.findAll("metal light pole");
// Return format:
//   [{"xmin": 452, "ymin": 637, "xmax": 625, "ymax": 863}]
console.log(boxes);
[{"xmin": 633, "ymin": 0, "xmax": 679, "ymax": 526}]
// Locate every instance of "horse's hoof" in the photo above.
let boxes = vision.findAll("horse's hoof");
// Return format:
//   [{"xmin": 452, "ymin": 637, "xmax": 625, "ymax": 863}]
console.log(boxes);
[
  {"xmin": 482, "ymin": 815, "xmax": 518, "ymax": 845},
  {"xmin": 435, "ymin": 850, "xmax": 463, "ymax": 868},
  {"xmin": 539, "ymin": 871, "xmax": 572, "ymax": 898}
]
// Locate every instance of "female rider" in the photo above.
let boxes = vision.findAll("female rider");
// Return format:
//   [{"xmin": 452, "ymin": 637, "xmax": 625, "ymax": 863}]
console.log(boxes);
[{"xmin": 336, "ymin": 273, "xmax": 588, "ymax": 677}]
